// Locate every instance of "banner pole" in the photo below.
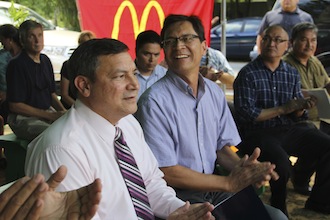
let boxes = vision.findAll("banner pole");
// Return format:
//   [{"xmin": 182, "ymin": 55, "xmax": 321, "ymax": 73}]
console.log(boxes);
[{"xmin": 221, "ymin": 0, "xmax": 226, "ymax": 56}]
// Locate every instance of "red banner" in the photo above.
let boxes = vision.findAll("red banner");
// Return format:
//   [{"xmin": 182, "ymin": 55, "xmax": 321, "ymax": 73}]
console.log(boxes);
[{"xmin": 76, "ymin": 0, "xmax": 214, "ymax": 58}]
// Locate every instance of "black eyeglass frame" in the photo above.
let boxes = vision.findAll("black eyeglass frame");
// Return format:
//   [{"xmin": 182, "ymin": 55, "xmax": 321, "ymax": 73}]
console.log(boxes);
[
  {"xmin": 262, "ymin": 36, "xmax": 288, "ymax": 45},
  {"xmin": 161, "ymin": 34, "xmax": 200, "ymax": 47}
]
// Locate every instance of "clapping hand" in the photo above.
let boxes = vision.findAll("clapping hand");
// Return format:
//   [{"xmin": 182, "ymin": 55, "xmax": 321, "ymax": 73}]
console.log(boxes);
[
  {"xmin": 168, "ymin": 201, "xmax": 215, "ymax": 220},
  {"xmin": 40, "ymin": 166, "xmax": 102, "ymax": 219},
  {"xmin": 0, "ymin": 166, "xmax": 102, "ymax": 220},
  {"xmin": 227, "ymin": 148, "xmax": 278, "ymax": 192}
]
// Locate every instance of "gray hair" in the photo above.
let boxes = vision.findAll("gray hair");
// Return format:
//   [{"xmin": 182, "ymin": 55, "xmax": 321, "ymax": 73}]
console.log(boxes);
[
  {"xmin": 291, "ymin": 22, "xmax": 318, "ymax": 41},
  {"xmin": 19, "ymin": 20, "xmax": 43, "ymax": 48}
]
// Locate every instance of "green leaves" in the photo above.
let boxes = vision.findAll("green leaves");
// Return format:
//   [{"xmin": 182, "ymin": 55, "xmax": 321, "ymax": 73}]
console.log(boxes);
[{"xmin": 7, "ymin": 1, "xmax": 29, "ymax": 27}]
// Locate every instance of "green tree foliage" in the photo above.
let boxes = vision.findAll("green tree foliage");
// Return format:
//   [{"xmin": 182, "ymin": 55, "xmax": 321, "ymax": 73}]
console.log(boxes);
[
  {"xmin": 7, "ymin": 1, "xmax": 29, "ymax": 27},
  {"xmin": 4, "ymin": 0, "xmax": 80, "ymax": 31}
]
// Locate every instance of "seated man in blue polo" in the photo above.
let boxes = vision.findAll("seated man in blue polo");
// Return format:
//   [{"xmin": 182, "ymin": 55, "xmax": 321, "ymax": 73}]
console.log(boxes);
[{"xmin": 6, "ymin": 20, "xmax": 66, "ymax": 141}]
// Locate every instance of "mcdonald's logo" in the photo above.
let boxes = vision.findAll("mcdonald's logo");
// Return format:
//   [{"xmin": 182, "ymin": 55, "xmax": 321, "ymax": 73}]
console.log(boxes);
[{"xmin": 111, "ymin": 0, "xmax": 165, "ymax": 39}]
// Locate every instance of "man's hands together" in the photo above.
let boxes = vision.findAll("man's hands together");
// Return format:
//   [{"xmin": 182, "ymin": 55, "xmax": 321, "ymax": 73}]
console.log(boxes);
[
  {"xmin": 227, "ymin": 148, "xmax": 278, "ymax": 193},
  {"xmin": 280, "ymin": 96, "xmax": 317, "ymax": 115}
]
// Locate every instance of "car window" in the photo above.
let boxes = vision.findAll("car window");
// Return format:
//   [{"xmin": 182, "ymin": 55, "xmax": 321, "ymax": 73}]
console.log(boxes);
[
  {"xmin": 243, "ymin": 20, "xmax": 260, "ymax": 33},
  {"xmin": 0, "ymin": 5, "xmax": 55, "ymax": 30},
  {"xmin": 226, "ymin": 21, "xmax": 243, "ymax": 34},
  {"xmin": 0, "ymin": 7, "xmax": 14, "ymax": 25},
  {"xmin": 215, "ymin": 21, "xmax": 243, "ymax": 35}
]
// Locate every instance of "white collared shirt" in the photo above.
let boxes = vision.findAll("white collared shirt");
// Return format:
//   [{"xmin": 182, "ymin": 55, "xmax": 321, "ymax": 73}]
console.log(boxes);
[{"xmin": 25, "ymin": 100, "xmax": 184, "ymax": 219}]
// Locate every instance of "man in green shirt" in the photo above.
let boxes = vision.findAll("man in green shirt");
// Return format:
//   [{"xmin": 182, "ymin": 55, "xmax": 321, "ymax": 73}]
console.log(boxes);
[
  {"xmin": 283, "ymin": 22, "xmax": 330, "ymax": 123},
  {"xmin": 282, "ymin": 22, "xmax": 330, "ymax": 200}
]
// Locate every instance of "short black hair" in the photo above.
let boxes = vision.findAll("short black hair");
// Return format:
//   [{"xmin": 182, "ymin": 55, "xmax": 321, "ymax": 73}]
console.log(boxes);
[
  {"xmin": 0, "ymin": 24, "xmax": 21, "ymax": 46},
  {"xmin": 291, "ymin": 22, "xmax": 318, "ymax": 41},
  {"xmin": 160, "ymin": 14, "xmax": 205, "ymax": 44},
  {"xmin": 135, "ymin": 30, "xmax": 161, "ymax": 55},
  {"xmin": 19, "ymin": 20, "xmax": 43, "ymax": 47},
  {"xmin": 68, "ymin": 38, "xmax": 129, "ymax": 97}
]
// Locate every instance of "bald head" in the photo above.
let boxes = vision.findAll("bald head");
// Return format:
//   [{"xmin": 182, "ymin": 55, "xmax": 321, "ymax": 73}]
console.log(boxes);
[{"xmin": 263, "ymin": 25, "xmax": 289, "ymax": 40}]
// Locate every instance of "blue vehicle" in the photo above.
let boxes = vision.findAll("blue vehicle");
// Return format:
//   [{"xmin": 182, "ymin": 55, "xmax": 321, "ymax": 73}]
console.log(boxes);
[{"xmin": 210, "ymin": 17, "xmax": 262, "ymax": 60}]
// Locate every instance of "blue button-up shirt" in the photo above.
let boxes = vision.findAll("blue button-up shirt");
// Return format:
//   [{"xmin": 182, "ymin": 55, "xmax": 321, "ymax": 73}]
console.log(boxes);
[
  {"xmin": 136, "ymin": 70, "xmax": 241, "ymax": 174},
  {"xmin": 136, "ymin": 64, "xmax": 167, "ymax": 100}
]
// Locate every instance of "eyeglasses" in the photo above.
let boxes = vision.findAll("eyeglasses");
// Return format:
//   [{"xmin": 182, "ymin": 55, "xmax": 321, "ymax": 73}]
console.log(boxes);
[
  {"xmin": 162, "ymin": 34, "xmax": 199, "ymax": 47},
  {"xmin": 262, "ymin": 36, "xmax": 288, "ymax": 45}
]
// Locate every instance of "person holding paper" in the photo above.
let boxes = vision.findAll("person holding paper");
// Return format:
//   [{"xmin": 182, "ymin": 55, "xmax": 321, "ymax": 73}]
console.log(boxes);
[
  {"xmin": 234, "ymin": 24, "xmax": 330, "ymax": 215},
  {"xmin": 282, "ymin": 22, "xmax": 330, "ymax": 132}
]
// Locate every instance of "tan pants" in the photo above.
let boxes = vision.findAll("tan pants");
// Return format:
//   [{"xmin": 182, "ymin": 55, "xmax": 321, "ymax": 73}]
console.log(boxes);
[{"xmin": 7, "ymin": 114, "xmax": 51, "ymax": 141}]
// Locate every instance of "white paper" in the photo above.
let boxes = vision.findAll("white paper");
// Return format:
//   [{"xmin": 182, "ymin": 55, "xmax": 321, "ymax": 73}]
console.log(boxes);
[{"xmin": 302, "ymin": 88, "xmax": 330, "ymax": 119}]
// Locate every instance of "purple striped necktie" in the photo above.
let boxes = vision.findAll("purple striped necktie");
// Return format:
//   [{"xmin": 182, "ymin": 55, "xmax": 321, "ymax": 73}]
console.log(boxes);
[{"xmin": 114, "ymin": 127, "xmax": 154, "ymax": 220}]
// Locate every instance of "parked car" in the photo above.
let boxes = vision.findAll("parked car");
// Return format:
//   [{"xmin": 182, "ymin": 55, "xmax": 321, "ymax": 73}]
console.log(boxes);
[
  {"xmin": 210, "ymin": 17, "xmax": 262, "ymax": 60},
  {"xmin": 0, "ymin": 1, "xmax": 80, "ymax": 79},
  {"xmin": 249, "ymin": 0, "xmax": 330, "ymax": 61}
]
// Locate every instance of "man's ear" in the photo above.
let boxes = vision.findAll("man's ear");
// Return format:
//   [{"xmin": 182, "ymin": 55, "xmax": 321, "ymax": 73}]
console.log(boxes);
[
  {"xmin": 201, "ymin": 40, "xmax": 207, "ymax": 56},
  {"xmin": 74, "ymin": 76, "xmax": 91, "ymax": 97}
]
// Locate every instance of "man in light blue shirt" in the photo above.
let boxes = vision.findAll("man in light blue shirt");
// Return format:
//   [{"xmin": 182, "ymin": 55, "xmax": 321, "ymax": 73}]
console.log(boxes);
[
  {"xmin": 136, "ymin": 14, "xmax": 286, "ymax": 220},
  {"xmin": 135, "ymin": 30, "xmax": 167, "ymax": 99},
  {"xmin": 200, "ymin": 47, "xmax": 235, "ymax": 86}
]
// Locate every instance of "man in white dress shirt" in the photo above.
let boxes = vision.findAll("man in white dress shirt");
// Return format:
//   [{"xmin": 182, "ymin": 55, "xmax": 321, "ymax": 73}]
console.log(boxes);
[{"xmin": 25, "ymin": 38, "xmax": 214, "ymax": 219}]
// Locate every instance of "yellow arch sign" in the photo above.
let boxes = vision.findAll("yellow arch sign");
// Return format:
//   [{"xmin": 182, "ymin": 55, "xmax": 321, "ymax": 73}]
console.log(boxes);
[{"xmin": 111, "ymin": 0, "xmax": 165, "ymax": 39}]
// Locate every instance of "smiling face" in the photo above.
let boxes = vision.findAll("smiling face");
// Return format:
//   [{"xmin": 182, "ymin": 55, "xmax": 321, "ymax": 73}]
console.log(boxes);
[
  {"xmin": 80, "ymin": 52, "xmax": 139, "ymax": 124},
  {"xmin": 292, "ymin": 29, "xmax": 317, "ymax": 59},
  {"xmin": 162, "ymin": 21, "xmax": 206, "ymax": 77}
]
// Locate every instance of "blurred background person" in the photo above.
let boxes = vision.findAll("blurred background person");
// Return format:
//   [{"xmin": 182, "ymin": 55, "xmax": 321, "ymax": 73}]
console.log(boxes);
[
  {"xmin": 135, "ymin": 30, "xmax": 167, "ymax": 100},
  {"xmin": 6, "ymin": 20, "xmax": 66, "ymax": 141},
  {"xmin": 0, "ymin": 24, "xmax": 22, "ymax": 124},
  {"xmin": 256, "ymin": 0, "xmax": 313, "ymax": 54},
  {"xmin": 200, "ymin": 47, "xmax": 235, "ymax": 88},
  {"xmin": 60, "ymin": 30, "xmax": 96, "ymax": 109}
]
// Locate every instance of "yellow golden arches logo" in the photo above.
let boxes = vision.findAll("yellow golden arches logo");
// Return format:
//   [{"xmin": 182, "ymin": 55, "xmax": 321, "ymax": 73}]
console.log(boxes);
[{"xmin": 111, "ymin": 0, "xmax": 165, "ymax": 39}]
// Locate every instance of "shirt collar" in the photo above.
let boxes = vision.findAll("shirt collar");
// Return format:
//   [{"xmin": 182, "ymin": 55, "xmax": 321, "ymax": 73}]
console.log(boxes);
[
  {"xmin": 135, "ymin": 60, "xmax": 160, "ymax": 77},
  {"xmin": 287, "ymin": 50, "xmax": 312, "ymax": 65},
  {"xmin": 74, "ymin": 99, "xmax": 116, "ymax": 144},
  {"xmin": 279, "ymin": 7, "xmax": 300, "ymax": 14},
  {"xmin": 167, "ymin": 70, "xmax": 206, "ymax": 100},
  {"xmin": 255, "ymin": 56, "xmax": 287, "ymax": 73}
]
